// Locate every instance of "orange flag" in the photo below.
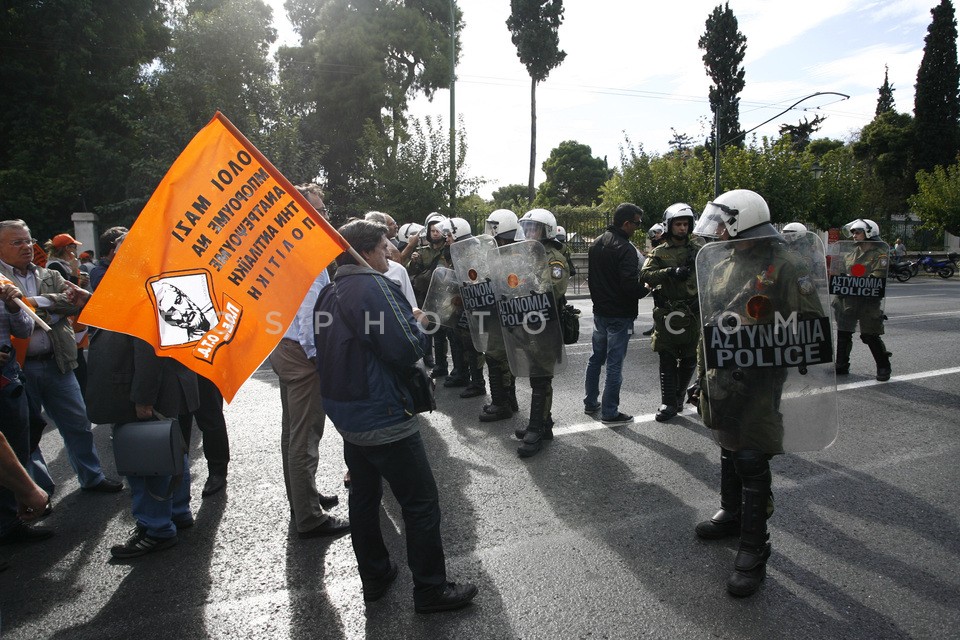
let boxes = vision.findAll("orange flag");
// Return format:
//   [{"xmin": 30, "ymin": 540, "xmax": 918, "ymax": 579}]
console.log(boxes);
[{"xmin": 79, "ymin": 112, "xmax": 349, "ymax": 401}]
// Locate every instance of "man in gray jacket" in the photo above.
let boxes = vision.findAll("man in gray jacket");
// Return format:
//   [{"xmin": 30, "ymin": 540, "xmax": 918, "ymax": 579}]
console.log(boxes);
[{"xmin": 0, "ymin": 219, "xmax": 121, "ymax": 498}]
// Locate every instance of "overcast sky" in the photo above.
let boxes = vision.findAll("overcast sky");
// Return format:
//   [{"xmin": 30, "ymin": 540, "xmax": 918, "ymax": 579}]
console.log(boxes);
[{"xmin": 266, "ymin": 0, "xmax": 940, "ymax": 201}]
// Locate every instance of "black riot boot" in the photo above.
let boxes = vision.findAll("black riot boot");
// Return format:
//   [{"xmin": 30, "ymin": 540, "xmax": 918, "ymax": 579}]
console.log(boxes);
[
  {"xmin": 655, "ymin": 353, "xmax": 679, "ymax": 422},
  {"xmin": 444, "ymin": 329, "xmax": 468, "ymax": 386},
  {"xmin": 726, "ymin": 451, "xmax": 772, "ymax": 597},
  {"xmin": 459, "ymin": 350, "xmax": 486, "ymax": 398},
  {"xmin": 480, "ymin": 361, "xmax": 512, "ymax": 422},
  {"xmin": 696, "ymin": 448, "xmax": 742, "ymax": 539},
  {"xmin": 835, "ymin": 331, "xmax": 853, "ymax": 375},
  {"xmin": 430, "ymin": 333, "xmax": 448, "ymax": 379},
  {"xmin": 518, "ymin": 377, "xmax": 552, "ymax": 458},
  {"xmin": 675, "ymin": 356, "xmax": 697, "ymax": 414},
  {"xmin": 862, "ymin": 334, "xmax": 892, "ymax": 382},
  {"xmin": 507, "ymin": 378, "xmax": 519, "ymax": 413}
]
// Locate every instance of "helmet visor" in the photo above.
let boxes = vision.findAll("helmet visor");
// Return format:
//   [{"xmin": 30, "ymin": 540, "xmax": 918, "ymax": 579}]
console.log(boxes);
[
  {"xmin": 517, "ymin": 219, "xmax": 545, "ymax": 241},
  {"xmin": 694, "ymin": 204, "xmax": 732, "ymax": 239},
  {"xmin": 842, "ymin": 219, "xmax": 868, "ymax": 239}
]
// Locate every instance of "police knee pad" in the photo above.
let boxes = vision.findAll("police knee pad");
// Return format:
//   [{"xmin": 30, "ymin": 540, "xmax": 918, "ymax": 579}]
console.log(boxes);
[{"xmin": 732, "ymin": 449, "xmax": 770, "ymax": 479}]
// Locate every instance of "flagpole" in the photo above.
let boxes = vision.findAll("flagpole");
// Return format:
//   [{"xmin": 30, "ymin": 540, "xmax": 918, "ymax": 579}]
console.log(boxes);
[
  {"xmin": 13, "ymin": 298, "xmax": 52, "ymax": 332},
  {"xmin": 212, "ymin": 112, "xmax": 371, "ymax": 270}
]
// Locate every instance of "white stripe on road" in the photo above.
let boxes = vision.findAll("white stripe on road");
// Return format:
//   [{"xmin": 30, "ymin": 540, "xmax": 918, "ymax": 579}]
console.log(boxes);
[{"xmin": 553, "ymin": 366, "xmax": 960, "ymax": 437}]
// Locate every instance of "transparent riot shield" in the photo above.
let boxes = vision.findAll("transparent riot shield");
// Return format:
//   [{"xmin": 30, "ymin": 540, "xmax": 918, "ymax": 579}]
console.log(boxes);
[
  {"xmin": 826, "ymin": 240, "xmax": 889, "ymax": 334},
  {"xmin": 490, "ymin": 240, "xmax": 566, "ymax": 378},
  {"xmin": 450, "ymin": 234, "xmax": 500, "ymax": 352},
  {"xmin": 695, "ymin": 234, "xmax": 837, "ymax": 453},
  {"xmin": 422, "ymin": 266, "xmax": 462, "ymax": 329}
]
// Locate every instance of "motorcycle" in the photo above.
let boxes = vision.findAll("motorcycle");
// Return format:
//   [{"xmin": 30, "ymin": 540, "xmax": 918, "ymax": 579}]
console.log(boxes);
[
  {"xmin": 917, "ymin": 252, "xmax": 959, "ymax": 279},
  {"xmin": 888, "ymin": 259, "xmax": 914, "ymax": 282}
]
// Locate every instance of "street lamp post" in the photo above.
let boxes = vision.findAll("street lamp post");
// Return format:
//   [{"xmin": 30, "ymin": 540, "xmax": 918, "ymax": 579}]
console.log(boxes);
[
  {"xmin": 713, "ymin": 91, "xmax": 850, "ymax": 196},
  {"xmin": 449, "ymin": 1, "xmax": 456, "ymax": 216}
]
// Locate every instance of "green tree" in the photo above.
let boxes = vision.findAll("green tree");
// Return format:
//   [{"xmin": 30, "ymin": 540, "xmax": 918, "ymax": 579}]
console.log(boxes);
[
  {"xmin": 0, "ymin": 0, "xmax": 169, "ymax": 234},
  {"xmin": 914, "ymin": 0, "xmax": 960, "ymax": 174},
  {"xmin": 853, "ymin": 110, "xmax": 916, "ymax": 221},
  {"xmin": 699, "ymin": 2, "xmax": 747, "ymax": 151},
  {"xmin": 909, "ymin": 162, "xmax": 960, "ymax": 235},
  {"xmin": 280, "ymin": 0, "xmax": 462, "ymax": 209},
  {"xmin": 779, "ymin": 115, "xmax": 826, "ymax": 152},
  {"xmin": 536, "ymin": 140, "xmax": 608, "ymax": 206},
  {"xmin": 600, "ymin": 136, "xmax": 712, "ymax": 227},
  {"xmin": 668, "ymin": 129, "xmax": 695, "ymax": 154},
  {"xmin": 132, "ymin": 0, "xmax": 279, "ymax": 223},
  {"xmin": 352, "ymin": 115, "xmax": 478, "ymax": 223},
  {"xmin": 492, "ymin": 184, "xmax": 530, "ymax": 210},
  {"xmin": 506, "ymin": 0, "xmax": 567, "ymax": 204},
  {"xmin": 876, "ymin": 65, "xmax": 896, "ymax": 116}
]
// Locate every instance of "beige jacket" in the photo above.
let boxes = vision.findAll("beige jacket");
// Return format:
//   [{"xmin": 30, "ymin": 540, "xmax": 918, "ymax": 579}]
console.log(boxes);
[{"xmin": 0, "ymin": 262, "xmax": 82, "ymax": 373}]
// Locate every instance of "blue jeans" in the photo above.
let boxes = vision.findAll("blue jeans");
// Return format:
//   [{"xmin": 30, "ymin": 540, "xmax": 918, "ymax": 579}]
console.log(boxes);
[
  {"xmin": 128, "ymin": 454, "xmax": 191, "ymax": 539},
  {"xmin": 344, "ymin": 430, "xmax": 447, "ymax": 602},
  {"xmin": 583, "ymin": 316, "xmax": 634, "ymax": 418},
  {"xmin": 22, "ymin": 359, "xmax": 105, "ymax": 488}
]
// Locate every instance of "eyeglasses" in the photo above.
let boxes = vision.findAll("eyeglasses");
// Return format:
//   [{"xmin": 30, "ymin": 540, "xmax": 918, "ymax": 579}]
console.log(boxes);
[{"xmin": 4, "ymin": 238, "xmax": 35, "ymax": 248}]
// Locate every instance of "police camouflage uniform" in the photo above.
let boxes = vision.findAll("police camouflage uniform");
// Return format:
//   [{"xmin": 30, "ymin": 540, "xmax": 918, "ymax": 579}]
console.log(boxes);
[
  {"xmin": 515, "ymin": 240, "xmax": 568, "ymax": 455},
  {"xmin": 699, "ymin": 240, "xmax": 823, "ymax": 452},
  {"xmin": 695, "ymin": 236, "xmax": 824, "ymax": 597},
  {"xmin": 641, "ymin": 235, "xmax": 704, "ymax": 416},
  {"xmin": 832, "ymin": 242, "xmax": 891, "ymax": 378},
  {"xmin": 407, "ymin": 242, "xmax": 452, "ymax": 376}
]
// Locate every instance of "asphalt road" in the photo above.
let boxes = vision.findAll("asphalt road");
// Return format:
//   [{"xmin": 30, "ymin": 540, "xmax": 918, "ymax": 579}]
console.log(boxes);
[{"xmin": 2, "ymin": 277, "xmax": 958, "ymax": 639}]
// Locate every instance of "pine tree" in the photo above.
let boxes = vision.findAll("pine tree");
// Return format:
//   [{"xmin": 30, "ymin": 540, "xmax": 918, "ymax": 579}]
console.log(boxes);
[
  {"xmin": 876, "ymin": 65, "xmax": 896, "ymax": 116},
  {"xmin": 699, "ymin": 3, "xmax": 747, "ymax": 151},
  {"xmin": 914, "ymin": 0, "xmax": 960, "ymax": 173}
]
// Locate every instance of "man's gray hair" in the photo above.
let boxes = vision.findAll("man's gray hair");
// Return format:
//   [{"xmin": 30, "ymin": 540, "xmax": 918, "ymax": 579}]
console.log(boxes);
[
  {"xmin": 0, "ymin": 219, "xmax": 31, "ymax": 237},
  {"xmin": 296, "ymin": 183, "xmax": 324, "ymax": 200},
  {"xmin": 338, "ymin": 219, "xmax": 388, "ymax": 259},
  {"xmin": 364, "ymin": 211, "xmax": 390, "ymax": 225}
]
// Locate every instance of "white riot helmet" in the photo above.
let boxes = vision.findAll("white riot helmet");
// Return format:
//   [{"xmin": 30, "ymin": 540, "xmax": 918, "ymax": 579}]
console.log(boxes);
[
  {"xmin": 517, "ymin": 208, "xmax": 557, "ymax": 242},
  {"xmin": 782, "ymin": 222, "xmax": 808, "ymax": 244},
  {"xmin": 484, "ymin": 209, "xmax": 519, "ymax": 240},
  {"xmin": 647, "ymin": 223, "xmax": 665, "ymax": 239},
  {"xmin": 439, "ymin": 216, "xmax": 472, "ymax": 241},
  {"xmin": 663, "ymin": 203, "xmax": 696, "ymax": 237},
  {"xmin": 842, "ymin": 218, "xmax": 881, "ymax": 241},
  {"xmin": 424, "ymin": 211, "xmax": 445, "ymax": 227},
  {"xmin": 695, "ymin": 189, "xmax": 776, "ymax": 239},
  {"xmin": 399, "ymin": 222, "xmax": 424, "ymax": 245},
  {"xmin": 555, "ymin": 225, "xmax": 567, "ymax": 242}
]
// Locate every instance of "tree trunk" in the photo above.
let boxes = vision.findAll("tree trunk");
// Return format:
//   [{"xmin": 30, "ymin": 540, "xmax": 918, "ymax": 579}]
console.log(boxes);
[{"xmin": 528, "ymin": 76, "xmax": 537, "ymax": 204}]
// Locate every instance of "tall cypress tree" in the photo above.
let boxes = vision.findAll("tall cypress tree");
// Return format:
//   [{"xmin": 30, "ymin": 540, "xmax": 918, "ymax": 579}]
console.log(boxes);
[
  {"xmin": 876, "ymin": 65, "xmax": 896, "ymax": 116},
  {"xmin": 914, "ymin": 0, "xmax": 960, "ymax": 173},
  {"xmin": 699, "ymin": 3, "xmax": 747, "ymax": 151},
  {"xmin": 507, "ymin": 0, "xmax": 567, "ymax": 204}
]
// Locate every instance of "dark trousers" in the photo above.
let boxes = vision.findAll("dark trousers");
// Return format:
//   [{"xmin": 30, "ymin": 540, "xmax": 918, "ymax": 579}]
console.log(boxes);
[
  {"xmin": 0, "ymin": 381, "xmax": 30, "ymax": 535},
  {"xmin": 192, "ymin": 376, "xmax": 229, "ymax": 475},
  {"xmin": 344, "ymin": 431, "xmax": 446, "ymax": 600}
]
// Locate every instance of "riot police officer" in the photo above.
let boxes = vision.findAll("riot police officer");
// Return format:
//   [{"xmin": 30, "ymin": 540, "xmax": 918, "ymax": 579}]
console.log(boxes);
[
  {"xmin": 832, "ymin": 218, "xmax": 892, "ymax": 381},
  {"xmin": 640, "ymin": 203, "xmax": 703, "ymax": 421},
  {"xmin": 511, "ymin": 208, "xmax": 569, "ymax": 458},
  {"xmin": 441, "ymin": 217, "xmax": 485, "ymax": 398},
  {"xmin": 648, "ymin": 223, "xmax": 665, "ymax": 249},
  {"xmin": 479, "ymin": 209, "xmax": 520, "ymax": 422},
  {"xmin": 693, "ymin": 189, "xmax": 832, "ymax": 597},
  {"xmin": 408, "ymin": 213, "xmax": 452, "ymax": 378}
]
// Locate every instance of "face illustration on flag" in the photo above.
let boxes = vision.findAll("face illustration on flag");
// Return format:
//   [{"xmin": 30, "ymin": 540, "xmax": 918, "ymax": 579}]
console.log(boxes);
[{"xmin": 79, "ymin": 112, "xmax": 349, "ymax": 401}]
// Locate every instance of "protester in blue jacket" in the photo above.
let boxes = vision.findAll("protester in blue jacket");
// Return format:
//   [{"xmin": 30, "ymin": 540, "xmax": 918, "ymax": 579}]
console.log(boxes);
[{"xmin": 314, "ymin": 218, "xmax": 477, "ymax": 614}]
